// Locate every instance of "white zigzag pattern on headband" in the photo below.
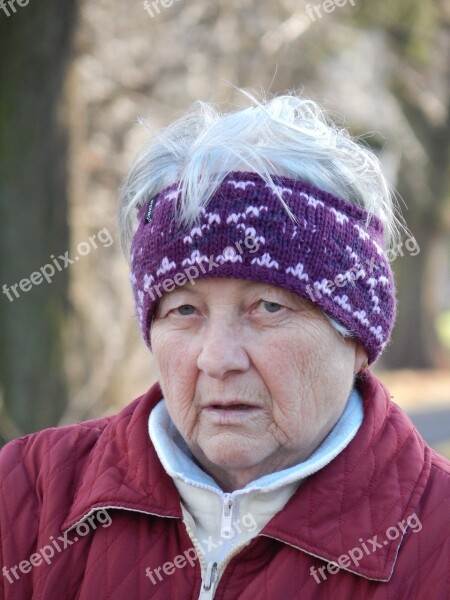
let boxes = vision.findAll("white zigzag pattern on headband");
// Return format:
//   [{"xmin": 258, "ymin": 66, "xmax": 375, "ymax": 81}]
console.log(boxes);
[
  {"xmin": 200, "ymin": 208, "xmax": 221, "ymax": 225},
  {"xmin": 353, "ymin": 310, "xmax": 370, "ymax": 327},
  {"xmin": 251, "ymin": 253, "xmax": 279, "ymax": 269},
  {"xmin": 235, "ymin": 224, "xmax": 266, "ymax": 244},
  {"xmin": 345, "ymin": 245, "xmax": 360, "ymax": 263},
  {"xmin": 354, "ymin": 223, "xmax": 370, "ymax": 241},
  {"xmin": 330, "ymin": 207, "xmax": 350, "ymax": 225},
  {"xmin": 183, "ymin": 226, "xmax": 204, "ymax": 244},
  {"xmin": 217, "ymin": 249, "xmax": 243, "ymax": 263},
  {"xmin": 227, "ymin": 180, "xmax": 256, "ymax": 190},
  {"xmin": 226, "ymin": 212, "xmax": 247, "ymax": 224},
  {"xmin": 298, "ymin": 192, "xmax": 325, "ymax": 209},
  {"xmin": 156, "ymin": 257, "xmax": 176, "ymax": 276},
  {"xmin": 313, "ymin": 279, "xmax": 334, "ymax": 297},
  {"xmin": 246, "ymin": 205, "xmax": 268, "ymax": 216},
  {"xmin": 226, "ymin": 205, "xmax": 269, "ymax": 224},
  {"xmin": 286, "ymin": 263, "xmax": 309, "ymax": 281},
  {"xmin": 333, "ymin": 294, "xmax": 352, "ymax": 311},
  {"xmin": 143, "ymin": 273, "xmax": 155, "ymax": 291},
  {"xmin": 370, "ymin": 325, "xmax": 384, "ymax": 342},
  {"xmin": 164, "ymin": 189, "xmax": 179, "ymax": 202},
  {"xmin": 182, "ymin": 250, "xmax": 209, "ymax": 267},
  {"xmin": 266, "ymin": 184, "xmax": 293, "ymax": 197},
  {"xmin": 372, "ymin": 240, "xmax": 384, "ymax": 256}
]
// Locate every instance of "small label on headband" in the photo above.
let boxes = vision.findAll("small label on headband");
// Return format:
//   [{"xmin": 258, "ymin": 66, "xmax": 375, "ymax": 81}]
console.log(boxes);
[{"xmin": 144, "ymin": 196, "xmax": 157, "ymax": 223}]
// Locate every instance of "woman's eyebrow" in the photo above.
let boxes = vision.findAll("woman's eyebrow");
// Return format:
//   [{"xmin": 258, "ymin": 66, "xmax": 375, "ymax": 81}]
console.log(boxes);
[
  {"xmin": 170, "ymin": 286, "xmax": 199, "ymax": 297},
  {"xmin": 159, "ymin": 288, "xmax": 199, "ymax": 306}
]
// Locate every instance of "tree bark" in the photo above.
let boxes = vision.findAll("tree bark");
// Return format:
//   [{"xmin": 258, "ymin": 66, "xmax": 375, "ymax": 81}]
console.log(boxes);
[{"xmin": 0, "ymin": 0, "xmax": 78, "ymax": 443}]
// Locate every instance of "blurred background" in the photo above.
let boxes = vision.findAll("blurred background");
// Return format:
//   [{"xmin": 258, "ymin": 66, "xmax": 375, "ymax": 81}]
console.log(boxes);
[{"xmin": 0, "ymin": 0, "xmax": 449, "ymax": 454}]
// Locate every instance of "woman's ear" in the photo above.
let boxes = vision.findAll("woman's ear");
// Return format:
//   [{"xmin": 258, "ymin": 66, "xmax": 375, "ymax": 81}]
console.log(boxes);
[{"xmin": 354, "ymin": 344, "xmax": 369, "ymax": 375}]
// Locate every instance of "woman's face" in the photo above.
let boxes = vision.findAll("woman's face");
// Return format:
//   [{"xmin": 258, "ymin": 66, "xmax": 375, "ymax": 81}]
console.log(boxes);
[{"xmin": 151, "ymin": 278, "xmax": 366, "ymax": 491}]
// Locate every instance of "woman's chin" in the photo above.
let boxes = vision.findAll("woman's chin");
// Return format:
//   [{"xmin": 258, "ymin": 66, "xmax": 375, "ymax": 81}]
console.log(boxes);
[{"xmin": 199, "ymin": 437, "xmax": 270, "ymax": 476}]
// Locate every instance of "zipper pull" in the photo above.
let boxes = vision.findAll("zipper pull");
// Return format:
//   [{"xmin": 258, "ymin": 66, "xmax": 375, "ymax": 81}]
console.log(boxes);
[
  {"xmin": 220, "ymin": 494, "xmax": 234, "ymax": 538},
  {"xmin": 199, "ymin": 562, "xmax": 218, "ymax": 600}
]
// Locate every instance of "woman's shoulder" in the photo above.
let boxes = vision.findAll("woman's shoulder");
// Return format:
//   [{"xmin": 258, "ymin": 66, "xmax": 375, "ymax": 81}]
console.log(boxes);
[
  {"xmin": 424, "ymin": 446, "xmax": 450, "ymax": 498},
  {"xmin": 0, "ymin": 389, "xmax": 156, "ymax": 502},
  {"xmin": 0, "ymin": 389, "xmax": 155, "ymax": 480},
  {"xmin": 0, "ymin": 416, "xmax": 111, "ymax": 500}
]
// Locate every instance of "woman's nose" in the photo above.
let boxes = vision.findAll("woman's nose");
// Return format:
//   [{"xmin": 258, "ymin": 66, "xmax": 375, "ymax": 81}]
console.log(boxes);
[{"xmin": 196, "ymin": 317, "xmax": 250, "ymax": 379}]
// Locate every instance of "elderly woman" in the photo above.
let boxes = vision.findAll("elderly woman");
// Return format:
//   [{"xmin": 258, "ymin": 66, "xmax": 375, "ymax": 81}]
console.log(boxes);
[{"xmin": 1, "ymin": 94, "xmax": 449, "ymax": 600}]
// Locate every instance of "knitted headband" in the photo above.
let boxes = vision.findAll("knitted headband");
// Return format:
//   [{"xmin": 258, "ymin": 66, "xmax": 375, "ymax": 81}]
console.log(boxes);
[{"xmin": 130, "ymin": 171, "xmax": 396, "ymax": 363}]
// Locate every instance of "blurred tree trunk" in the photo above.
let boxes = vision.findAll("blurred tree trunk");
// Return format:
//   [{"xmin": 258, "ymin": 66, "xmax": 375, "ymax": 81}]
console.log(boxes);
[
  {"xmin": 385, "ymin": 96, "xmax": 450, "ymax": 368},
  {"xmin": 356, "ymin": 0, "xmax": 450, "ymax": 368},
  {"xmin": 385, "ymin": 211, "xmax": 440, "ymax": 368},
  {"xmin": 0, "ymin": 0, "xmax": 78, "ymax": 444}
]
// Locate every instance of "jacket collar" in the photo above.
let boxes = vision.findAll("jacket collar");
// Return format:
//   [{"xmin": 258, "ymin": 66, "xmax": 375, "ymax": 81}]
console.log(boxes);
[
  {"xmin": 260, "ymin": 371, "xmax": 430, "ymax": 581},
  {"xmin": 62, "ymin": 372, "xmax": 430, "ymax": 583}
]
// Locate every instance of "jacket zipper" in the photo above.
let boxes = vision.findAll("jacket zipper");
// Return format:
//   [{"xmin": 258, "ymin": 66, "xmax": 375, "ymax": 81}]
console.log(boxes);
[
  {"xmin": 183, "ymin": 497, "xmax": 260, "ymax": 599},
  {"xmin": 220, "ymin": 494, "xmax": 235, "ymax": 538},
  {"xmin": 183, "ymin": 513, "xmax": 219, "ymax": 599},
  {"xmin": 198, "ymin": 562, "xmax": 218, "ymax": 600},
  {"xmin": 183, "ymin": 507, "xmax": 250, "ymax": 600},
  {"xmin": 195, "ymin": 535, "xmax": 260, "ymax": 599}
]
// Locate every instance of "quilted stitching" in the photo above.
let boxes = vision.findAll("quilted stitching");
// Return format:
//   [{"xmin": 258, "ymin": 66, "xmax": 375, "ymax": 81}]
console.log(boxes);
[{"xmin": 1, "ymin": 372, "xmax": 449, "ymax": 600}]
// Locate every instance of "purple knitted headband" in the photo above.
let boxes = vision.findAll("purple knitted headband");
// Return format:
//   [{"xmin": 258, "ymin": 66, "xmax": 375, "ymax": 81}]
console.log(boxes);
[{"xmin": 130, "ymin": 171, "xmax": 396, "ymax": 363}]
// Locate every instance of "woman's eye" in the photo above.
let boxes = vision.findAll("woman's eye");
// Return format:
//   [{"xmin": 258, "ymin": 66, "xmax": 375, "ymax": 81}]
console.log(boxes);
[
  {"xmin": 176, "ymin": 304, "xmax": 196, "ymax": 316},
  {"xmin": 261, "ymin": 300, "xmax": 282, "ymax": 313}
]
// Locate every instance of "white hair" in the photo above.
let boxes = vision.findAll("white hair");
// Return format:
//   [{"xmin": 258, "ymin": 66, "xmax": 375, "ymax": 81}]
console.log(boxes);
[{"xmin": 119, "ymin": 92, "xmax": 402, "ymax": 259}]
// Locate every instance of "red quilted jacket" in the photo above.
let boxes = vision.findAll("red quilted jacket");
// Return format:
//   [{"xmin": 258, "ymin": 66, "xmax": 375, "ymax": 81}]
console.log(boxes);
[{"xmin": 1, "ymin": 371, "xmax": 449, "ymax": 599}]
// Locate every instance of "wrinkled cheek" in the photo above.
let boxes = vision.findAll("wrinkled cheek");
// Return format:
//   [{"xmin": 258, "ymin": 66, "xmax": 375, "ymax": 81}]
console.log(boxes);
[
  {"xmin": 166, "ymin": 395, "xmax": 199, "ymax": 442},
  {"xmin": 156, "ymin": 348, "xmax": 192, "ymax": 396},
  {"xmin": 266, "ymin": 419, "xmax": 294, "ymax": 447},
  {"xmin": 163, "ymin": 374, "xmax": 194, "ymax": 414}
]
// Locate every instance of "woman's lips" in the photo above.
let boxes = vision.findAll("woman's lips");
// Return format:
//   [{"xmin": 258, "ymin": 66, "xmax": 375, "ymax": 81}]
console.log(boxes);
[
  {"xmin": 204, "ymin": 400, "xmax": 259, "ymax": 410},
  {"xmin": 208, "ymin": 404, "xmax": 253, "ymax": 410},
  {"xmin": 202, "ymin": 402, "xmax": 263, "ymax": 422}
]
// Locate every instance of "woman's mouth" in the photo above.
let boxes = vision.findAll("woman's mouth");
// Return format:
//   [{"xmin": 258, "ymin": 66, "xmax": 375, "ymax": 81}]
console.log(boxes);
[
  {"xmin": 209, "ymin": 404, "xmax": 253, "ymax": 410},
  {"xmin": 202, "ymin": 402, "xmax": 263, "ymax": 422}
]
